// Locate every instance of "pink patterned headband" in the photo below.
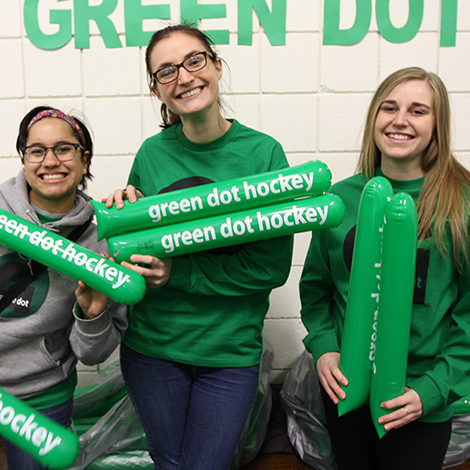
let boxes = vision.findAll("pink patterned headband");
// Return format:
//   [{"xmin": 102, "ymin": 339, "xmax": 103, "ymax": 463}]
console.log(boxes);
[{"xmin": 27, "ymin": 109, "xmax": 86, "ymax": 147}]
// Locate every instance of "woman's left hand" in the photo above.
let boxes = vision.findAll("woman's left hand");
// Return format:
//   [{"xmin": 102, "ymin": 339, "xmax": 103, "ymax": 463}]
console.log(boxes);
[
  {"xmin": 75, "ymin": 280, "xmax": 109, "ymax": 319},
  {"xmin": 378, "ymin": 387, "xmax": 423, "ymax": 431}
]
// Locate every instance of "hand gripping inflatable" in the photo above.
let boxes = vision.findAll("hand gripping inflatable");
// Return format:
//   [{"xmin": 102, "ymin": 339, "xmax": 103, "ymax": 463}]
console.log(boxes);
[
  {"xmin": 0, "ymin": 208, "xmax": 145, "ymax": 305},
  {"xmin": 92, "ymin": 161, "xmax": 332, "ymax": 240},
  {"xmin": 337, "ymin": 177, "xmax": 393, "ymax": 417},
  {"xmin": 369, "ymin": 192, "xmax": 418, "ymax": 438},
  {"xmin": 107, "ymin": 194, "xmax": 345, "ymax": 264},
  {"xmin": 0, "ymin": 387, "xmax": 79, "ymax": 469}
]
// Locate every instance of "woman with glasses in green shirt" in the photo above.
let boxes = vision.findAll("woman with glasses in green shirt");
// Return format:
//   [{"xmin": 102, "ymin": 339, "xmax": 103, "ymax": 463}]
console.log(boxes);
[{"xmin": 104, "ymin": 24, "xmax": 293, "ymax": 470}]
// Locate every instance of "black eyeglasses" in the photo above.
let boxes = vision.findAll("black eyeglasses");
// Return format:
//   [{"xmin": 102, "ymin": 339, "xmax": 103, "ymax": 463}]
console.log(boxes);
[
  {"xmin": 153, "ymin": 51, "xmax": 213, "ymax": 85},
  {"xmin": 22, "ymin": 143, "xmax": 84, "ymax": 163}
]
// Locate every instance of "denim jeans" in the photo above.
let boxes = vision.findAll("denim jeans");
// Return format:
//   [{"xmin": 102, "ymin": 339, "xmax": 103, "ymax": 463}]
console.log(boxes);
[
  {"xmin": 120, "ymin": 342, "xmax": 260, "ymax": 470},
  {"xmin": 3, "ymin": 397, "xmax": 73, "ymax": 470}
]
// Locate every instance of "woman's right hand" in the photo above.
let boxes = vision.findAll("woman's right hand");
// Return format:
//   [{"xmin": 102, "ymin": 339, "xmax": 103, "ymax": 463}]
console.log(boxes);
[
  {"xmin": 102, "ymin": 184, "xmax": 143, "ymax": 209},
  {"xmin": 121, "ymin": 254, "xmax": 172, "ymax": 289},
  {"xmin": 316, "ymin": 352, "xmax": 348, "ymax": 404}
]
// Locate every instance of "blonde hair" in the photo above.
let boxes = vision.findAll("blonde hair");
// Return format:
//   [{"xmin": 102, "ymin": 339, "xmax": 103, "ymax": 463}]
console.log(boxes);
[{"xmin": 357, "ymin": 67, "xmax": 470, "ymax": 272}]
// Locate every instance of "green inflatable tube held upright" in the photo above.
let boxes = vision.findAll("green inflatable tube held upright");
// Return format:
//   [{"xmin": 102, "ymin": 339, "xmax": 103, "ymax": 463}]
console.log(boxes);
[
  {"xmin": 338, "ymin": 177, "xmax": 394, "ymax": 417},
  {"xmin": 369, "ymin": 192, "xmax": 418, "ymax": 438}
]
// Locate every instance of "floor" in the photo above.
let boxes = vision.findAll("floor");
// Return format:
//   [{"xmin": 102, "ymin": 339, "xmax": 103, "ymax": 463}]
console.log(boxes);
[
  {"xmin": 242, "ymin": 454, "xmax": 470, "ymax": 470},
  {"xmin": 1, "ymin": 436, "xmax": 470, "ymax": 469},
  {"xmin": 241, "ymin": 452, "xmax": 320, "ymax": 469},
  {"xmin": 1, "ymin": 382, "xmax": 470, "ymax": 470}
]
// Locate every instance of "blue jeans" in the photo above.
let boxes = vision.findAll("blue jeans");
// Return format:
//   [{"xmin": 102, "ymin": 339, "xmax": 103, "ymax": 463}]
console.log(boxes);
[
  {"xmin": 3, "ymin": 397, "xmax": 73, "ymax": 470},
  {"xmin": 120, "ymin": 343, "xmax": 260, "ymax": 470}
]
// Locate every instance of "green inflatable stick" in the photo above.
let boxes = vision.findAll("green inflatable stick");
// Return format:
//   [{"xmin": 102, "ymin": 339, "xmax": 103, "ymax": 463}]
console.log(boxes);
[
  {"xmin": 453, "ymin": 396, "xmax": 470, "ymax": 415},
  {"xmin": 0, "ymin": 208, "xmax": 145, "ymax": 305},
  {"xmin": 0, "ymin": 387, "xmax": 79, "ymax": 469},
  {"xmin": 92, "ymin": 161, "xmax": 332, "ymax": 240},
  {"xmin": 338, "ymin": 177, "xmax": 393, "ymax": 417},
  {"xmin": 369, "ymin": 193, "xmax": 418, "ymax": 438},
  {"xmin": 107, "ymin": 194, "xmax": 345, "ymax": 263}
]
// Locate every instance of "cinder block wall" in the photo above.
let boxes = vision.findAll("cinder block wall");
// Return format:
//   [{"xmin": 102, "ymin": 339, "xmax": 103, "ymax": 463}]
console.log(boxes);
[{"xmin": 1, "ymin": 1, "xmax": 469, "ymax": 386}]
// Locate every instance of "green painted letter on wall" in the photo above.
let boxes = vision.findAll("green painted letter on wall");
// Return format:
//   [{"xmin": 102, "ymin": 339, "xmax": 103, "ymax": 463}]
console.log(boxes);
[
  {"xmin": 440, "ymin": 0, "xmax": 457, "ymax": 47},
  {"xmin": 124, "ymin": 0, "xmax": 171, "ymax": 47},
  {"xmin": 376, "ymin": 0, "xmax": 423, "ymax": 44},
  {"xmin": 323, "ymin": 0, "xmax": 371, "ymax": 45},
  {"xmin": 238, "ymin": 0, "xmax": 286, "ymax": 46},
  {"xmin": 24, "ymin": 0, "xmax": 72, "ymax": 50},
  {"xmin": 180, "ymin": 0, "xmax": 229, "ymax": 44},
  {"xmin": 74, "ymin": 0, "xmax": 122, "ymax": 49}
]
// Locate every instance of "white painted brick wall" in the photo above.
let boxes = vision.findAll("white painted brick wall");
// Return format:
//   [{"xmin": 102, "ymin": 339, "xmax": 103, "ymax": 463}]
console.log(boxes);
[
  {"xmin": 261, "ymin": 33, "xmax": 320, "ymax": 93},
  {"xmin": 1, "ymin": 0, "xmax": 469, "ymax": 386},
  {"xmin": 320, "ymin": 36, "xmax": 379, "ymax": 92}
]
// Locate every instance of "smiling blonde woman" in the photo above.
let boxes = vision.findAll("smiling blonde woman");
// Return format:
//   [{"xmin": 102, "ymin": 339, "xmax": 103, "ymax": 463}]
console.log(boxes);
[{"xmin": 300, "ymin": 67, "xmax": 470, "ymax": 470}]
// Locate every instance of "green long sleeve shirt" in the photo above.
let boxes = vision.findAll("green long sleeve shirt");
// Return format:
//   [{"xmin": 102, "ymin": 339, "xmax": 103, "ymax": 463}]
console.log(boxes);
[{"xmin": 300, "ymin": 171, "xmax": 470, "ymax": 422}]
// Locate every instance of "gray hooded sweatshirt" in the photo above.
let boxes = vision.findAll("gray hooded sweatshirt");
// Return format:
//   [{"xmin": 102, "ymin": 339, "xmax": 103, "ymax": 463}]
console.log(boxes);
[{"xmin": 0, "ymin": 170, "xmax": 127, "ymax": 399}]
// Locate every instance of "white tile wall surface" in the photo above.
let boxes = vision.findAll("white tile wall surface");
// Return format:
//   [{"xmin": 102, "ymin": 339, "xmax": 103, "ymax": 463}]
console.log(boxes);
[{"xmin": 1, "ymin": 0, "xmax": 469, "ymax": 385}]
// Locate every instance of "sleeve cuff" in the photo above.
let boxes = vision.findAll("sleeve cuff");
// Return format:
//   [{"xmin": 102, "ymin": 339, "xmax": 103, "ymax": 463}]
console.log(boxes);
[
  {"xmin": 73, "ymin": 302, "xmax": 110, "ymax": 334},
  {"xmin": 407, "ymin": 373, "xmax": 445, "ymax": 417},
  {"xmin": 303, "ymin": 332, "xmax": 340, "ymax": 364}
]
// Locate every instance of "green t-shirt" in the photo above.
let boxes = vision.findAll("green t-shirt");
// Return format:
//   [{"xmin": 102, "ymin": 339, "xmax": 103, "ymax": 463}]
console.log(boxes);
[
  {"xmin": 23, "ymin": 369, "xmax": 77, "ymax": 410},
  {"xmin": 123, "ymin": 120, "xmax": 293, "ymax": 367}
]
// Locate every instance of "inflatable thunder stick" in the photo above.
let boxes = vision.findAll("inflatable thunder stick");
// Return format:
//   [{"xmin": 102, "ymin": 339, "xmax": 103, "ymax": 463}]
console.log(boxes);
[
  {"xmin": 0, "ymin": 387, "xmax": 79, "ymax": 469},
  {"xmin": 92, "ymin": 161, "xmax": 331, "ymax": 240},
  {"xmin": 338, "ymin": 177, "xmax": 394, "ymax": 417},
  {"xmin": 369, "ymin": 193, "xmax": 418, "ymax": 438},
  {"xmin": 107, "ymin": 194, "xmax": 345, "ymax": 264},
  {"xmin": 0, "ymin": 208, "xmax": 145, "ymax": 305},
  {"xmin": 453, "ymin": 396, "xmax": 470, "ymax": 415}
]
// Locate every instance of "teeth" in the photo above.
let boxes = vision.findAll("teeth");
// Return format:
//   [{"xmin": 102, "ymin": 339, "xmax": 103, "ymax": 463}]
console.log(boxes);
[
  {"xmin": 180, "ymin": 88, "xmax": 202, "ymax": 99},
  {"xmin": 388, "ymin": 133, "xmax": 412, "ymax": 141},
  {"xmin": 42, "ymin": 174, "xmax": 65, "ymax": 180}
]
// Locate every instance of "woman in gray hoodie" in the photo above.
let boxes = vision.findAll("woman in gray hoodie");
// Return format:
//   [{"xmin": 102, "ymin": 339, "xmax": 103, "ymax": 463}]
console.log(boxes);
[{"xmin": 0, "ymin": 106, "xmax": 127, "ymax": 470}]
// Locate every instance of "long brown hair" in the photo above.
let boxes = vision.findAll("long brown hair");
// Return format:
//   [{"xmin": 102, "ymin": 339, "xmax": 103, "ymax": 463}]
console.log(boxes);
[
  {"xmin": 357, "ymin": 67, "xmax": 470, "ymax": 272},
  {"xmin": 145, "ymin": 24, "xmax": 222, "ymax": 129}
]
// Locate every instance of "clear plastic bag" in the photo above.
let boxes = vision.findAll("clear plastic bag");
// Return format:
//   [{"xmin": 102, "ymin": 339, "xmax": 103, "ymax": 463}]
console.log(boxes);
[
  {"xmin": 69, "ymin": 362, "xmax": 150, "ymax": 470},
  {"xmin": 279, "ymin": 348, "xmax": 337, "ymax": 470},
  {"xmin": 443, "ymin": 413, "xmax": 470, "ymax": 468},
  {"xmin": 69, "ymin": 344, "xmax": 274, "ymax": 469},
  {"xmin": 280, "ymin": 349, "xmax": 470, "ymax": 470},
  {"xmin": 230, "ymin": 341, "xmax": 274, "ymax": 469}
]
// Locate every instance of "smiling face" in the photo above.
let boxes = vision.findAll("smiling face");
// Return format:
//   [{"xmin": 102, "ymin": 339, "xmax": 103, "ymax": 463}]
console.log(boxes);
[
  {"xmin": 23, "ymin": 118, "xmax": 89, "ymax": 213},
  {"xmin": 374, "ymin": 79, "xmax": 435, "ymax": 179},
  {"xmin": 149, "ymin": 32, "xmax": 223, "ymax": 123}
]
